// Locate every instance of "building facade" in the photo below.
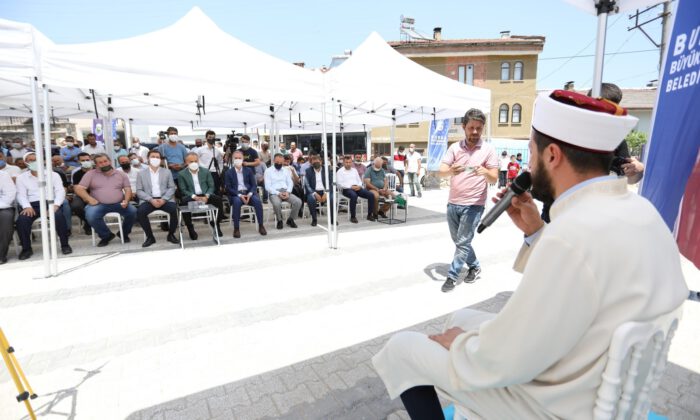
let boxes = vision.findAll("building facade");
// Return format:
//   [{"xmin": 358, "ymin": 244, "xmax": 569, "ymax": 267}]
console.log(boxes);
[{"xmin": 370, "ymin": 30, "xmax": 545, "ymax": 156}]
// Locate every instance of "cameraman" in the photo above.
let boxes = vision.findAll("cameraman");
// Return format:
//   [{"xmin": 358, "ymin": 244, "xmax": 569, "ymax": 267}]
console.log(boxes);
[{"xmin": 197, "ymin": 130, "xmax": 224, "ymax": 193}]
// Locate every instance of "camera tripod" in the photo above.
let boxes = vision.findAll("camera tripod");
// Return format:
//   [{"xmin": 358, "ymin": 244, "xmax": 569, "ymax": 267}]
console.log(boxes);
[{"xmin": 0, "ymin": 327, "xmax": 37, "ymax": 419}]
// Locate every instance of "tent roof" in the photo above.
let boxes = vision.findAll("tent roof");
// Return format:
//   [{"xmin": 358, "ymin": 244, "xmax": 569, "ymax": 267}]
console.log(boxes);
[
  {"xmin": 41, "ymin": 7, "xmax": 324, "ymax": 105},
  {"xmin": 326, "ymin": 32, "xmax": 491, "ymax": 123}
]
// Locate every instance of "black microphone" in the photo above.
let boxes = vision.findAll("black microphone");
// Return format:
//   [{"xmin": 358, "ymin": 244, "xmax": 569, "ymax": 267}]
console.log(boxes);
[{"xmin": 477, "ymin": 172, "xmax": 532, "ymax": 234}]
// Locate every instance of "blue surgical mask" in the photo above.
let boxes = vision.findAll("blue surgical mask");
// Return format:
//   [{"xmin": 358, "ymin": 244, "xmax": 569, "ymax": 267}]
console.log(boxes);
[{"xmin": 27, "ymin": 161, "xmax": 38, "ymax": 171}]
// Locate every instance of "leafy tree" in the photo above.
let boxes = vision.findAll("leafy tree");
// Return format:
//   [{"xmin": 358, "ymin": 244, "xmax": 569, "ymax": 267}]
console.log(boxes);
[{"xmin": 625, "ymin": 130, "xmax": 648, "ymax": 156}]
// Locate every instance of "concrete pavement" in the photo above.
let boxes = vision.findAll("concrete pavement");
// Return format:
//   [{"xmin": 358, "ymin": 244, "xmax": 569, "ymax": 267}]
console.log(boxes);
[{"xmin": 0, "ymin": 186, "xmax": 698, "ymax": 419}]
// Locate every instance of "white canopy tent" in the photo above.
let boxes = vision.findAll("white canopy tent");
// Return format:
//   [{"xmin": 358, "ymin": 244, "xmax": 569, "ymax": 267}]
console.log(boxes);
[{"xmin": 0, "ymin": 8, "xmax": 493, "ymax": 268}]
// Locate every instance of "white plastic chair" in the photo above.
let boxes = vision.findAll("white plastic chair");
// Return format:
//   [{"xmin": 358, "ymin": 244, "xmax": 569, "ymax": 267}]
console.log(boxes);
[
  {"xmin": 142, "ymin": 209, "xmax": 171, "ymax": 240},
  {"xmin": 593, "ymin": 307, "xmax": 682, "ymax": 420},
  {"xmin": 229, "ymin": 204, "xmax": 257, "ymax": 228},
  {"xmin": 91, "ymin": 212, "xmax": 125, "ymax": 246},
  {"xmin": 453, "ymin": 306, "xmax": 683, "ymax": 420},
  {"xmin": 266, "ymin": 200, "xmax": 291, "ymax": 223}
]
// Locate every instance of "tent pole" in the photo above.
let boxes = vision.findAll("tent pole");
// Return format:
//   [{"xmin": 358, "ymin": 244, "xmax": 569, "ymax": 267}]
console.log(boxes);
[
  {"xmin": 320, "ymin": 102, "xmax": 331, "ymax": 248},
  {"xmin": 364, "ymin": 124, "xmax": 370, "ymax": 158},
  {"xmin": 30, "ymin": 78, "xmax": 51, "ymax": 278},
  {"xmin": 125, "ymin": 118, "xmax": 133, "ymax": 149},
  {"xmin": 43, "ymin": 85, "xmax": 59, "ymax": 275},
  {"xmin": 104, "ymin": 104, "xmax": 114, "ymax": 164},
  {"xmin": 329, "ymin": 101, "xmax": 337, "ymax": 249},
  {"xmin": 390, "ymin": 109, "xmax": 396, "ymax": 163},
  {"xmin": 591, "ymin": 1, "xmax": 614, "ymax": 97}
]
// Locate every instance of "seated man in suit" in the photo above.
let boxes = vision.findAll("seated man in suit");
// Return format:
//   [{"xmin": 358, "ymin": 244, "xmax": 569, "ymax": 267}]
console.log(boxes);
[
  {"xmin": 264, "ymin": 153, "xmax": 302, "ymax": 230},
  {"xmin": 136, "ymin": 150, "xmax": 179, "ymax": 247},
  {"xmin": 337, "ymin": 155, "xmax": 376, "ymax": 223},
  {"xmin": 178, "ymin": 152, "xmax": 224, "ymax": 240},
  {"xmin": 304, "ymin": 153, "xmax": 335, "ymax": 227},
  {"xmin": 224, "ymin": 150, "xmax": 267, "ymax": 238}
]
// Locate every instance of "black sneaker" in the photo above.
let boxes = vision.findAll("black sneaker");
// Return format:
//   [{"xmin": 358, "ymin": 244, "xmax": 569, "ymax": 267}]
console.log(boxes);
[
  {"xmin": 465, "ymin": 266, "xmax": 481, "ymax": 283},
  {"xmin": 97, "ymin": 232, "xmax": 116, "ymax": 247},
  {"xmin": 276, "ymin": 220, "xmax": 284, "ymax": 230},
  {"xmin": 441, "ymin": 277, "xmax": 462, "ymax": 293},
  {"xmin": 61, "ymin": 245, "xmax": 72, "ymax": 255},
  {"xmin": 286, "ymin": 219, "xmax": 298, "ymax": 228}
]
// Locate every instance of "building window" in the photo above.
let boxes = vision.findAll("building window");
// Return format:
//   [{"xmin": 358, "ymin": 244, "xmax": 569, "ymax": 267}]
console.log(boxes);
[
  {"xmin": 457, "ymin": 64, "xmax": 474, "ymax": 85},
  {"xmin": 512, "ymin": 103, "xmax": 522, "ymax": 124},
  {"xmin": 501, "ymin": 62, "xmax": 510, "ymax": 81},
  {"xmin": 499, "ymin": 103, "xmax": 509, "ymax": 123},
  {"xmin": 514, "ymin": 62, "xmax": 523, "ymax": 81}
]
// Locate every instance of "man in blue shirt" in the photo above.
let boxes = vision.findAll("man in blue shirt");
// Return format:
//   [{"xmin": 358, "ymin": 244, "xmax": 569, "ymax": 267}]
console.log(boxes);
[
  {"xmin": 60, "ymin": 136, "xmax": 81, "ymax": 168},
  {"xmin": 264, "ymin": 153, "xmax": 302, "ymax": 230},
  {"xmin": 157, "ymin": 126, "xmax": 188, "ymax": 181}
]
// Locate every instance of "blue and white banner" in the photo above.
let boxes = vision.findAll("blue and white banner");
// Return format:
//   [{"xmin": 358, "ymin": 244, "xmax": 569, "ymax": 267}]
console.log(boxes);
[
  {"xmin": 427, "ymin": 119, "xmax": 450, "ymax": 171},
  {"xmin": 641, "ymin": 0, "xmax": 700, "ymax": 268}
]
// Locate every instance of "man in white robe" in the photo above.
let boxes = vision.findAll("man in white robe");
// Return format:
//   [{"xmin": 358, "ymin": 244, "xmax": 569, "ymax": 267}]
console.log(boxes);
[{"xmin": 372, "ymin": 90, "xmax": 689, "ymax": 420}]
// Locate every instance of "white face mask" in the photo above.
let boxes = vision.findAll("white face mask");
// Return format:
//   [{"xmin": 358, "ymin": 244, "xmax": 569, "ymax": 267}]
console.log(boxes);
[
  {"xmin": 168, "ymin": 134, "xmax": 178, "ymax": 142},
  {"xmin": 81, "ymin": 161, "xmax": 94, "ymax": 169},
  {"xmin": 131, "ymin": 159, "xmax": 140, "ymax": 166},
  {"xmin": 241, "ymin": 143, "xmax": 250, "ymax": 150},
  {"xmin": 234, "ymin": 159, "xmax": 243, "ymax": 167},
  {"xmin": 409, "ymin": 148, "xmax": 414, "ymax": 153},
  {"xmin": 188, "ymin": 162, "xmax": 199, "ymax": 171},
  {"xmin": 66, "ymin": 142, "xmax": 74, "ymax": 148},
  {"xmin": 133, "ymin": 143, "xmax": 140, "ymax": 148},
  {"xmin": 149, "ymin": 157, "xmax": 161, "ymax": 167}
]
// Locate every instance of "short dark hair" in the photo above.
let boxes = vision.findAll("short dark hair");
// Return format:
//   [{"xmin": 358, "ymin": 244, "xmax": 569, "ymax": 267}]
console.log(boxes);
[
  {"xmin": 65, "ymin": 136, "xmax": 75, "ymax": 141},
  {"xmin": 148, "ymin": 149, "xmax": 162, "ymax": 159},
  {"xmin": 205, "ymin": 130, "xmax": 215, "ymax": 137},
  {"xmin": 86, "ymin": 133, "xmax": 96, "ymax": 138},
  {"xmin": 241, "ymin": 135, "xmax": 250, "ymax": 141},
  {"xmin": 532, "ymin": 129, "xmax": 613, "ymax": 175},
  {"xmin": 587, "ymin": 83, "xmax": 623, "ymax": 104},
  {"xmin": 77, "ymin": 152, "xmax": 90, "ymax": 159},
  {"xmin": 273, "ymin": 153, "xmax": 284, "ymax": 160},
  {"xmin": 166, "ymin": 126, "xmax": 178, "ymax": 134},
  {"xmin": 462, "ymin": 108, "xmax": 486, "ymax": 125}
]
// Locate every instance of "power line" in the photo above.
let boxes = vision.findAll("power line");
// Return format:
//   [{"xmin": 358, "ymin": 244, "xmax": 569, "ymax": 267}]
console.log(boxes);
[{"xmin": 539, "ymin": 48, "xmax": 657, "ymax": 61}]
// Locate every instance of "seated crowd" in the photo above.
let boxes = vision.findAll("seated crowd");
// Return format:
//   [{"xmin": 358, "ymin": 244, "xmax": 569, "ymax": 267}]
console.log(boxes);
[{"xmin": 0, "ymin": 129, "xmax": 406, "ymax": 264}]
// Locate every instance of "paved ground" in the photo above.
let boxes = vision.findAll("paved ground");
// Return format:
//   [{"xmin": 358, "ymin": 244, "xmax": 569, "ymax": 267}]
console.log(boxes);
[{"xmin": 0, "ymin": 187, "xmax": 698, "ymax": 420}]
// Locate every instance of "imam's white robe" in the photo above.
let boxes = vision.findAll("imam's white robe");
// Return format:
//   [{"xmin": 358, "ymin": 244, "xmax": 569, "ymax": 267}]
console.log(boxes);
[{"xmin": 372, "ymin": 177, "xmax": 688, "ymax": 419}]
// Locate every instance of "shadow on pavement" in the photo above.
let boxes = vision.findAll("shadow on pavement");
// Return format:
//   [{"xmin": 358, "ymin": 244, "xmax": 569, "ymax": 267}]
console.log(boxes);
[
  {"xmin": 26, "ymin": 362, "xmax": 107, "ymax": 420},
  {"xmin": 423, "ymin": 263, "xmax": 450, "ymax": 282}
]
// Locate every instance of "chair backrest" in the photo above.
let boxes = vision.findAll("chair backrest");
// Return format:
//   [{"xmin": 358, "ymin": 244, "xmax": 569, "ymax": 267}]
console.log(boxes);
[
  {"xmin": 593, "ymin": 306, "xmax": 683, "ymax": 420},
  {"xmin": 385, "ymin": 173, "xmax": 397, "ymax": 192}
]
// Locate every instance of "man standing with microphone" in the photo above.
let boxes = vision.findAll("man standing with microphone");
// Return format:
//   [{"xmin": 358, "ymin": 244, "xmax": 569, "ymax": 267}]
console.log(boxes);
[{"xmin": 438, "ymin": 109, "xmax": 498, "ymax": 292}]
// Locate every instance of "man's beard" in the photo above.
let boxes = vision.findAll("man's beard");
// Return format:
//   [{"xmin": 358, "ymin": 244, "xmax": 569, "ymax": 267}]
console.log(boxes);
[{"xmin": 531, "ymin": 159, "xmax": 555, "ymax": 206}]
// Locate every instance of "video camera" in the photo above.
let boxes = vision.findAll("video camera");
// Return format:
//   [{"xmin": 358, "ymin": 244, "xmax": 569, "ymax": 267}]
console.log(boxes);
[
  {"xmin": 158, "ymin": 131, "xmax": 167, "ymax": 141},
  {"xmin": 225, "ymin": 130, "xmax": 239, "ymax": 153}
]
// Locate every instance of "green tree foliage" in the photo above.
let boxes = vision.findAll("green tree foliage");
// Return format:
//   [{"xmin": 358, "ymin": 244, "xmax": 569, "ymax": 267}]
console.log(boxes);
[{"xmin": 625, "ymin": 130, "xmax": 648, "ymax": 156}]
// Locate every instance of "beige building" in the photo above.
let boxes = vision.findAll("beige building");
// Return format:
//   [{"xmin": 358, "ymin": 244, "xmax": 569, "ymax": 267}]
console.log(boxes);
[{"xmin": 371, "ymin": 30, "xmax": 545, "ymax": 155}]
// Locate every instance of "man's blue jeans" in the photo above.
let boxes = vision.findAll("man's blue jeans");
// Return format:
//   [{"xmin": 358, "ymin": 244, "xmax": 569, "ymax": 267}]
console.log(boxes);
[
  {"xmin": 446, "ymin": 203, "xmax": 484, "ymax": 280},
  {"xmin": 85, "ymin": 202, "xmax": 136, "ymax": 239}
]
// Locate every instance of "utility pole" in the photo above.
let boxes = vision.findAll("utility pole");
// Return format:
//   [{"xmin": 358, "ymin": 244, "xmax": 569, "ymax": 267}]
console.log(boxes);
[{"xmin": 627, "ymin": 1, "xmax": 671, "ymax": 76}]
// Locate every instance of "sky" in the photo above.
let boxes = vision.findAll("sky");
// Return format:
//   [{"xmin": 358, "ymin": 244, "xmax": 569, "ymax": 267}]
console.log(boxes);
[{"xmin": 2, "ymin": 0, "xmax": 666, "ymax": 90}]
